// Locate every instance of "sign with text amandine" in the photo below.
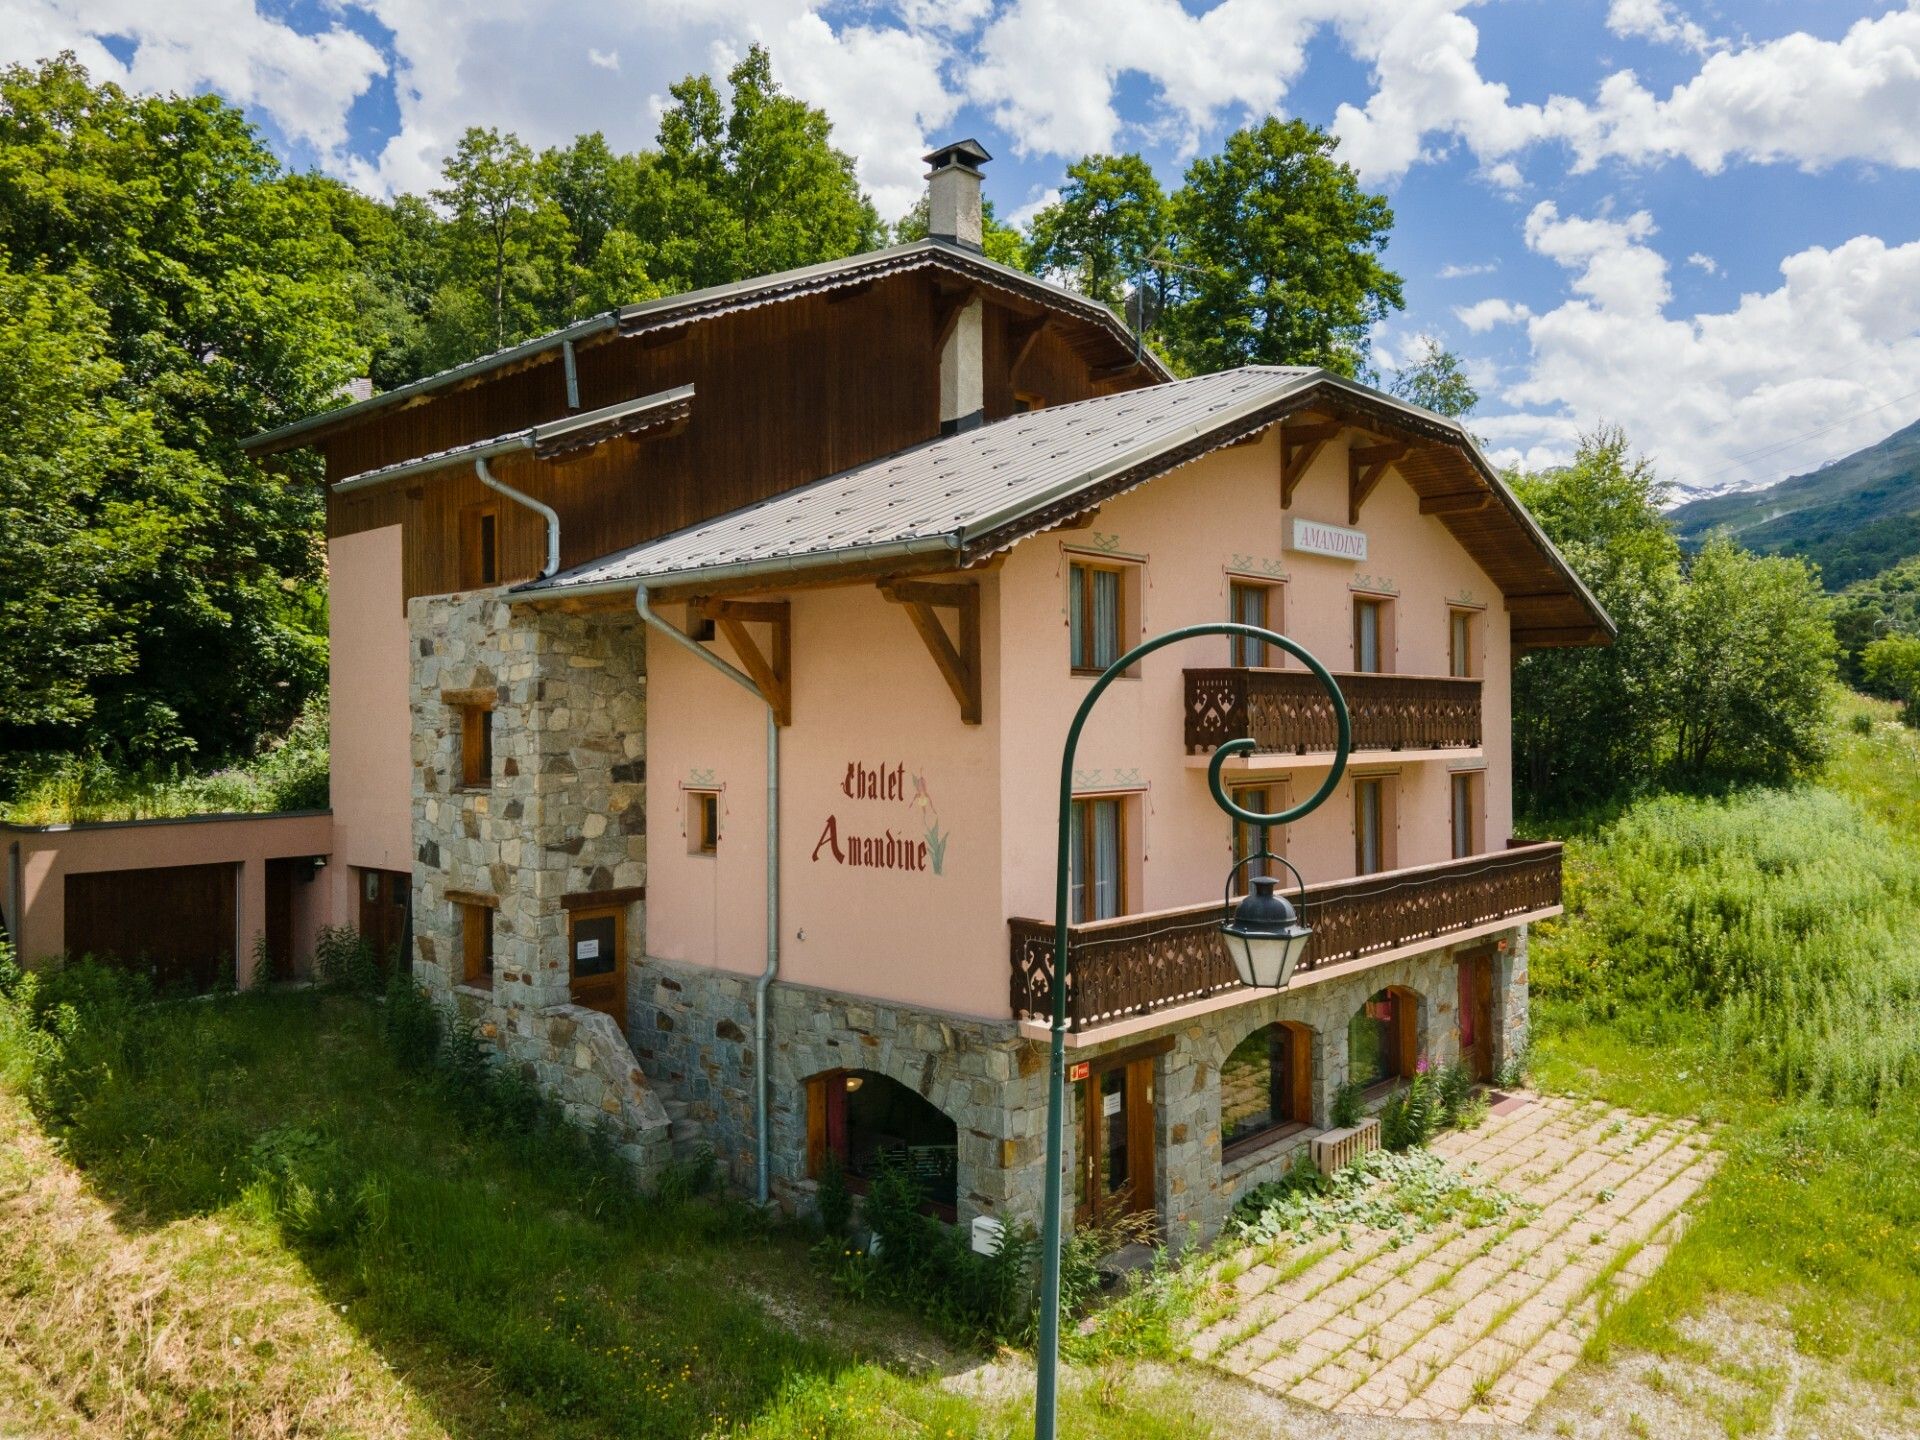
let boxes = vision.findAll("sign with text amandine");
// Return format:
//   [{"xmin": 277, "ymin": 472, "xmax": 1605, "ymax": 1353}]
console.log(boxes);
[
  {"xmin": 1289, "ymin": 517, "xmax": 1368, "ymax": 562},
  {"xmin": 810, "ymin": 760, "xmax": 950, "ymax": 876}
]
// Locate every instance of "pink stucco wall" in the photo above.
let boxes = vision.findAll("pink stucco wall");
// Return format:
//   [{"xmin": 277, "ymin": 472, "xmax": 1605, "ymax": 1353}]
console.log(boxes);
[
  {"xmin": 644, "ymin": 424, "xmax": 1515, "ymax": 1020},
  {"xmin": 3, "ymin": 811, "xmax": 334, "ymax": 982},
  {"xmin": 326, "ymin": 526, "xmax": 414, "ymax": 919}
]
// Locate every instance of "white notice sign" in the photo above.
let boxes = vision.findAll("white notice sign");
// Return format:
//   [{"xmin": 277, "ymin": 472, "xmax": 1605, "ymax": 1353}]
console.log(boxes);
[
  {"xmin": 1103, "ymin": 1090, "xmax": 1123, "ymax": 1117},
  {"xmin": 576, "ymin": 938, "xmax": 601, "ymax": 960},
  {"xmin": 1290, "ymin": 517, "xmax": 1368, "ymax": 562}
]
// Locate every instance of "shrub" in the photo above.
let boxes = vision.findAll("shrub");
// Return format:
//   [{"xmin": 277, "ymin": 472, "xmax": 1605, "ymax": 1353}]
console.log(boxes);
[
  {"xmin": 1379, "ymin": 1066, "xmax": 1437, "ymax": 1151},
  {"xmin": 815, "ymin": 1150, "xmax": 852, "ymax": 1238},
  {"xmin": 1330, "ymin": 1079, "xmax": 1367, "ymax": 1128},
  {"xmin": 313, "ymin": 925, "xmax": 379, "ymax": 994},
  {"xmin": 382, "ymin": 967, "xmax": 440, "ymax": 1072},
  {"xmin": 654, "ymin": 1145, "xmax": 716, "ymax": 1204}
]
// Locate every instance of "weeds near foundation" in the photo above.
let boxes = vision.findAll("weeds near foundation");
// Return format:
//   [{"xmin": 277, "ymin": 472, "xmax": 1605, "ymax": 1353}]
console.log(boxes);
[{"xmin": 1232, "ymin": 1148, "xmax": 1533, "ymax": 1252}]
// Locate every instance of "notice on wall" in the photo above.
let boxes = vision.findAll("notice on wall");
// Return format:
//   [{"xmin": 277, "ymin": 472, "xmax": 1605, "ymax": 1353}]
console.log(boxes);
[
  {"xmin": 1290, "ymin": 517, "xmax": 1368, "ymax": 562},
  {"xmin": 810, "ymin": 760, "xmax": 950, "ymax": 876},
  {"xmin": 575, "ymin": 938, "xmax": 600, "ymax": 961}
]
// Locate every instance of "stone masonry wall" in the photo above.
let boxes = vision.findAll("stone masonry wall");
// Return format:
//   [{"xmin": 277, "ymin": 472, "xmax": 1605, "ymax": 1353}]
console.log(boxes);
[
  {"xmin": 409, "ymin": 591, "xmax": 668, "ymax": 1178},
  {"xmin": 632, "ymin": 925, "xmax": 1528, "ymax": 1244}
]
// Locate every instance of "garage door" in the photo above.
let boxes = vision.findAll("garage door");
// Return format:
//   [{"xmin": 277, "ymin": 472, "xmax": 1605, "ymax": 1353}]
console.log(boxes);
[{"xmin": 64, "ymin": 863, "xmax": 238, "ymax": 992}]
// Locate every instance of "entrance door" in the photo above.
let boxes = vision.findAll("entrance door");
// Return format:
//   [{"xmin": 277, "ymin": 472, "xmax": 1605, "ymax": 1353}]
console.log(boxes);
[
  {"xmin": 568, "ymin": 906, "xmax": 626, "ymax": 1019},
  {"xmin": 1458, "ymin": 949, "xmax": 1496, "ymax": 1082},
  {"xmin": 1077, "ymin": 1054, "xmax": 1157, "ymax": 1228},
  {"xmin": 358, "ymin": 869, "xmax": 410, "ymax": 970}
]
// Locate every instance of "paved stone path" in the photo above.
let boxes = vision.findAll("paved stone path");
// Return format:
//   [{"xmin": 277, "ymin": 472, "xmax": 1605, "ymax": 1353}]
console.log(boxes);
[{"xmin": 1187, "ymin": 1093, "xmax": 1719, "ymax": 1426}]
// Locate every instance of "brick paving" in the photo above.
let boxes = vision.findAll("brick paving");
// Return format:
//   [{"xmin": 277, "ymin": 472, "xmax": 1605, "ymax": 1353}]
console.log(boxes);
[{"xmin": 1188, "ymin": 1093, "xmax": 1718, "ymax": 1426}]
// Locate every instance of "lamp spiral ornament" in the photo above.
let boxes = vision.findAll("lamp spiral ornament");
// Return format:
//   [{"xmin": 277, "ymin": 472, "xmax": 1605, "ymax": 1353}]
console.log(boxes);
[{"xmin": 1034, "ymin": 622, "xmax": 1349, "ymax": 1440}]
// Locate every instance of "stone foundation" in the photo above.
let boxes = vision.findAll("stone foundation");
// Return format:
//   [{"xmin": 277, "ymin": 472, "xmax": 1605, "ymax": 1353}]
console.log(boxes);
[{"xmin": 630, "ymin": 926, "xmax": 1529, "ymax": 1244}]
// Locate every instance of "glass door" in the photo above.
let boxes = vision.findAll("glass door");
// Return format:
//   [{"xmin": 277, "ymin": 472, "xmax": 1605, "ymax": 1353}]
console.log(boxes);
[{"xmin": 1078, "ymin": 1056, "xmax": 1157, "ymax": 1227}]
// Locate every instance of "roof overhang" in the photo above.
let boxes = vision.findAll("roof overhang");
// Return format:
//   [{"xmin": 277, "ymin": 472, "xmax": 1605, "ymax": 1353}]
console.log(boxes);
[
  {"xmin": 329, "ymin": 386, "xmax": 693, "ymax": 494},
  {"xmin": 243, "ymin": 240, "xmax": 1164, "ymax": 457}
]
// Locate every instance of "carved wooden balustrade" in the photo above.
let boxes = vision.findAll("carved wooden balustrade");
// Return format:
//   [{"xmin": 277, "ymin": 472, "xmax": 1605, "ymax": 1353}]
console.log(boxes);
[
  {"xmin": 1185, "ymin": 668, "xmax": 1482, "ymax": 755},
  {"xmin": 1009, "ymin": 842, "xmax": 1562, "ymax": 1032}
]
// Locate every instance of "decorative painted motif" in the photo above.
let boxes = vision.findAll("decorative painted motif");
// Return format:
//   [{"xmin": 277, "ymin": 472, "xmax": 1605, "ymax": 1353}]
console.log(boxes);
[
  {"xmin": 687, "ymin": 767, "xmax": 717, "ymax": 786},
  {"xmin": 1072, "ymin": 768, "xmax": 1145, "ymax": 791},
  {"xmin": 1349, "ymin": 574, "xmax": 1400, "ymax": 595},
  {"xmin": 1085, "ymin": 531, "xmax": 1124, "ymax": 554},
  {"xmin": 809, "ymin": 761, "xmax": 949, "ymax": 876},
  {"xmin": 1448, "ymin": 588, "xmax": 1483, "ymax": 608},
  {"xmin": 1229, "ymin": 554, "xmax": 1290, "ymax": 580}
]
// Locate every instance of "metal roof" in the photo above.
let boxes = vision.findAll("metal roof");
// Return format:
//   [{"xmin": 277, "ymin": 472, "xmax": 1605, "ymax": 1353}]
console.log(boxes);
[
  {"xmin": 330, "ymin": 386, "xmax": 693, "ymax": 494},
  {"xmin": 512, "ymin": 365, "xmax": 1613, "ymax": 645},
  {"xmin": 243, "ymin": 239, "xmax": 1166, "ymax": 455},
  {"xmin": 520, "ymin": 368, "xmax": 1320, "ymax": 593}
]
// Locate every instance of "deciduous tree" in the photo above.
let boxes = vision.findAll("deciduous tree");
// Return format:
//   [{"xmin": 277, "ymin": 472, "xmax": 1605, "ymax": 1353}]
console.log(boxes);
[{"xmin": 1025, "ymin": 153, "xmax": 1166, "ymax": 308}]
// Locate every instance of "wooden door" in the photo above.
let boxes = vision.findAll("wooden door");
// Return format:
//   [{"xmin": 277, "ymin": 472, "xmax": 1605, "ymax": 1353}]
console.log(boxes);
[
  {"xmin": 64, "ymin": 863, "xmax": 236, "ymax": 992},
  {"xmin": 1458, "ymin": 950, "xmax": 1496, "ymax": 1082},
  {"xmin": 358, "ymin": 869, "xmax": 410, "ymax": 970},
  {"xmin": 568, "ymin": 906, "xmax": 626, "ymax": 1018},
  {"xmin": 1078, "ymin": 1055, "xmax": 1157, "ymax": 1228},
  {"xmin": 264, "ymin": 859, "xmax": 295, "ymax": 982}
]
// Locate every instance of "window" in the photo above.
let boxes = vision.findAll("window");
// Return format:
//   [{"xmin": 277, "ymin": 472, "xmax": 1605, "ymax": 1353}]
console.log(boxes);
[
  {"xmin": 1348, "ymin": 988, "xmax": 1415, "ymax": 1091},
  {"xmin": 1070, "ymin": 796, "xmax": 1126, "ymax": 922},
  {"xmin": 1221, "ymin": 1022, "xmax": 1313, "ymax": 1155},
  {"xmin": 807, "ymin": 1069, "xmax": 959, "ymax": 1218},
  {"xmin": 460, "ymin": 504, "xmax": 501, "ymax": 589},
  {"xmin": 1449, "ymin": 608, "xmax": 1477, "ymax": 678},
  {"xmin": 1355, "ymin": 776, "xmax": 1391, "ymax": 875},
  {"xmin": 458, "ymin": 704, "xmax": 494, "ymax": 790},
  {"xmin": 689, "ymin": 790, "xmax": 720, "ymax": 855},
  {"xmin": 1232, "ymin": 784, "xmax": 1278, "ymax": 890},
  {"xmin": 568, "ymin": 905, "xmax": 624, "ymax": 1016},
  {"xmin": 1353, "ymin": 596, "xmax": 1390, "ymax": 673},
  {"xmin": 459, "ymin": 902, "xmax": 494, "ymax": 989},
  {"xmin": 1229, "ymin": 580, "xmax": 1280, "ymax": 667},
  {"xmin": 1069, "ymin": 562, "xmax": 1125, "ymax": 672},
  {"xmin": 1451, "ymin": 771, "xmax": 1482, "ymax": 859}
]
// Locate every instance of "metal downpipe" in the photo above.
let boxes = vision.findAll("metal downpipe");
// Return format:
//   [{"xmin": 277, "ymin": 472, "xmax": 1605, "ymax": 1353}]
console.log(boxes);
[
  {"xmin": 633, "ymin": 587, "xmax": 780, "ymax": 1206},
  {"xmin": 475, "ymin": 457, "xmax": 562, "ymax": 578}
]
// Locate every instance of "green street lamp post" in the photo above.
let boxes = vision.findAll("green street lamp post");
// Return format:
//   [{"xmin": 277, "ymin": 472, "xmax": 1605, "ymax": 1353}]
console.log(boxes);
[{"xmin": 1033, "ymin": 623, "xmax": 1351, "ymax": 1440}]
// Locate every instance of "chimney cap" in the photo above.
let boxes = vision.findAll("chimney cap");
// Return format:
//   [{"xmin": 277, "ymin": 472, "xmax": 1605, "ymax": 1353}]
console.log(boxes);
[{"xmin": 923, "ymin": 138, "xmax": 992, "ymax": 176}]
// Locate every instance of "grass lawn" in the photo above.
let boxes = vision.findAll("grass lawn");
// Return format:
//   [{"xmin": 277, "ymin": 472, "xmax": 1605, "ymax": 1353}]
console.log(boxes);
[
  {"xmin": 0, "ymin": 984, "xmax": 1230, "ymax": 1439},
  {"xmin": 1527, "ymin": 694, "xmax": 1920, "ymax": 1408}
]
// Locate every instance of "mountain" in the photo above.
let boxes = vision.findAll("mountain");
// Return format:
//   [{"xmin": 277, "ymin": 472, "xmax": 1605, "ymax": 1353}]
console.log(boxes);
[{"xmin": 1668, "ymin": 416, "xmax": 1920, "ymax": 590}]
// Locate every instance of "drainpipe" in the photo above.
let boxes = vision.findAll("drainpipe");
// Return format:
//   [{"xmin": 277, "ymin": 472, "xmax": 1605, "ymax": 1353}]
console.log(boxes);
[
  {"xmin": 633, "ymin": 587, "xmax": 780, "ymax": 1206},
  {"xmin": 475, "ymin": 457, "xmax": 561, "ymax": 579},
  {"xmin": 5, "ymin": 840, "xmax": 20, "ymax": 953}
]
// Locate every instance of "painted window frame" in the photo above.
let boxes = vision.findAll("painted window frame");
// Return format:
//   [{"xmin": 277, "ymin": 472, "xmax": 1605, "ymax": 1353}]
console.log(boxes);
[
  {"xmin": 1227, "ymin": 578, "xmax": 1282, "ymax": 667},
  {"xmin": 1353, "ymin": 772, "xmax": 1397, "ymax": 875},
  {"xmin": 459, "ymin": 901, "xmax": 494, "ymax": 990},
  {"xmin": 1068, "ymin": 559, "xmax": 1132, "ymax": 674},
  {"xmin": 1069, "ymin": 793, "xmax": 1132, "ymax": 923},
  {"xmin": 1220, "ymin": 1021, "xmax": 1315, "ymax": 1161},
  {"xmin": 1448, "ymin": 606, "xmax": 1479, "ymax": 679},
  {"xmin": 458, "ymin": 703, "xmax": 495, "ymax": 792},
  {"xmin": 688, "ymin": 789, "xmax": 721, "ymax": 856},
  {"xmin": 1352, "ymin": 594, "xmax": 1394, "ymax": 674},
  {"xmin": 1450, "ymin": 769, "xmax": 1485, "ymax": 859}
]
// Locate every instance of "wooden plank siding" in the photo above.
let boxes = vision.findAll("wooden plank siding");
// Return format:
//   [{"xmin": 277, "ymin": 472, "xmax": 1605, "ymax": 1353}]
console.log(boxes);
[{"xmin": 323, "ymin": 273, "xmax": 1138, "ymax": 608}]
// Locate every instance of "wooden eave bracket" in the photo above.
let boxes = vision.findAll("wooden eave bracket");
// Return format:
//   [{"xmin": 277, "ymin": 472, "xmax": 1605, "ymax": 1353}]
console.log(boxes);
[
  {"xmin": 1007, "ymin": 315, "xmax": 1050, "ymax": 383},
  {"xmin": 1280, "ymin": 421, "xmax": 1340, "ymax": 507},
  {"xmin": 879, "ymin": 580, "xmax": 982, "ymax": 724},
  {"xmin": 688, "ymin": 597, "xmax": 792, "ymax": 725},
  {"xmin": 1348, "ymin": 442, "xmax": 1408, "ymax": 524}
]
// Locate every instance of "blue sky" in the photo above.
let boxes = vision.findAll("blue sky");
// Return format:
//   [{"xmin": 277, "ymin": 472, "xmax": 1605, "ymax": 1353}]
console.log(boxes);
[{"xmin": 9, "ymin": 0, "xmax": 1918, "ymax": 493}]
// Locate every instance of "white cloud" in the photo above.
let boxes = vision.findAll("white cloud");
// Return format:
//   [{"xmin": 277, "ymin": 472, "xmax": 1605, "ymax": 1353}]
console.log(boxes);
[
  {"xmin": 1479, "ymin": 160, "xmax": 1525, "ymax": 193},
  {"xmin": 1605, "ymin": 0, "xmax": 1715, "ymax": 54},
  {"xmin": 1438, "ymin": 261, "xmax": 1499, "ymax": 279},
  {"xmin": 1454, "ymin": 297, "xmax": 1531, "ymax": 332},
  {"xmin": 0, "ymin": 0, "xmax": 386, "ymax": 154},
  {"xmin": 1686, "ymin": 252, "xmax": 1718, "ymax": 275},
  {"xmin": 1005, "ymin": 186, "xmax": 1060, "ymax": 229},
  {"xmin": 587, "ymin": 48, "xmax": 620, "ymax": 72},
  {"xmin": 1481, "ymin": 208, "xmax": 1920, "ymax": 491}
]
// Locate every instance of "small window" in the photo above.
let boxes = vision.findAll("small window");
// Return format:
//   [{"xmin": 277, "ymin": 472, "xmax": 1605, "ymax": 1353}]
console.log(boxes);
[
  {"xmin": 1451, "ymin": 771, "xmax": 1482, "ymax": 859},
  {"xmin": 1349, "ymin": 988, "xmax": 1414, "ymax": 1090},
  {"xmin": 1229, "ymin": 581, "xmax": 1275, "ymax": 667},
  {"xmin": 460, "ymin": 504, "xmax": 501, "ymax": 589},
  {"xmin": 1353, "ymin": 597, "xmax": 1390, "ymax": 673},
  {"xmin": 1069, "ymin": 795, "xmax": 1127, "ymax": 922},
  {"xmin": 688, "ymin": 790, "xmax": 719, "ymax": 855},
  {"xmin": 1232, "ymin": 784, "xmax": 1279, "ymax": 891},
  {"xmin": 1355, "ymin": 776, "xmax": 1391, "ymax": 875},
  {"xmin": 1069, "ymin": 562, "xmax": 1126, "ymax": 673},
  {"xmin": 460, "ymin": 902, "xmax": 494, "ymax": 989},
  {"xmin": 1221, "ymin": 1022, "xmax": 1312, "ymax": 1155},
  {"xmin": 459, "ymin": 705, "xmax": 494, "ymax": 790},
  {"xmin": 1449, "ymin": 608, "xmax": 1477, "ymax": 678}
]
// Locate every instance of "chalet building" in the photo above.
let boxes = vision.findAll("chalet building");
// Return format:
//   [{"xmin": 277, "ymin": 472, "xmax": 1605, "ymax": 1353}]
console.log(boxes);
[{"xmin": 239, "ymin": 141, "xmax": 1612, "ymax": 1238}]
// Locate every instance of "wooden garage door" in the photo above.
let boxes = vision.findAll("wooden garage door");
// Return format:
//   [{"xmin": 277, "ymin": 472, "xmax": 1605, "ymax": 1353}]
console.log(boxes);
[{"xmin": 64, "ymin": 863, "xmax": 237, "ymax": 993}]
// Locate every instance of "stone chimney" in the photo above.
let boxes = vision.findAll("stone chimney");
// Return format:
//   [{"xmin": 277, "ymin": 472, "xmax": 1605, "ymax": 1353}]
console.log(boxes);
[
  {"xmin": 925, "ymin": 140, "xmax": 991, "ymax": 434},
  {"xmin": 924, "ymin": 138, "xmax": 991, "ymax": 251}
]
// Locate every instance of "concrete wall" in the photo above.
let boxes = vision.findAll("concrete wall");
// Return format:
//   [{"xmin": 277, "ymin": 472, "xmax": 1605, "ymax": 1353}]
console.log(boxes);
[
  {"xmin": 325, "ymin": 526, "xmax": 413, "ymax": 921},
  {"xmin": 2, "ymin": 811, "xmax": 333, "ymax": 983}
]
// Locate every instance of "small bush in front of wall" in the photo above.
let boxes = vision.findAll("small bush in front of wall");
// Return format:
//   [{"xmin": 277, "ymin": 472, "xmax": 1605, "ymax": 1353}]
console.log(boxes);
[
  {"xmin": 382, "ymin": 967, "xmax": 440, "ymax": 1073},
  {"xmin": 814, "ymin": 1151, "xmax": 852, "ymax": 1238},
  {"xmin": 312, "ymin": 925, "xmax": 379, "ymax": 994},
  {"xmin": 1330, "ymin": 1079, "xmax": 1368, "ymax": 1129},
  {"xmin": 1380, "ymin": 1066, "xmax": 1438, "ymax": 1151},
  {"xmin": 654, "ymin": 1145, "xmax": 717, "ymax": 1204}
]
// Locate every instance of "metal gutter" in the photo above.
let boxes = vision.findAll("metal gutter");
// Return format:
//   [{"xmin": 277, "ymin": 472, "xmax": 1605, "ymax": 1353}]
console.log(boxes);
[
  {"xmin": 507, "ymin": 534, "xmax": 962, "ymax": 604},
  {"xmin": 329, "ymin": 385, "xmax": 694, "ymax": 496},
  {"xmin": 632, "ymin": 587, "xmax": 782, "ymax": 1207},
  {"xmin": 477, "ymin": 458, "xmax": 561, "ymax": 578}
]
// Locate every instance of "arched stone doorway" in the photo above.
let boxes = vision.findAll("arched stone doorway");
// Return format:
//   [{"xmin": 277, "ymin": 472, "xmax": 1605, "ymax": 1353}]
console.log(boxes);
[
  {"xmin": 1347, "ymin": 984, "xmax": 1422, "ymax": 1091},
  {"xmin": 804, "ymin": 1067, "xmax": 960, "ymax": 1218}
]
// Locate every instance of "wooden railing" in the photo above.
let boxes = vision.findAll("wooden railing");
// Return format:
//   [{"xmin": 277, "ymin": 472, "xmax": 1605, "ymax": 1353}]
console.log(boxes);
[
  {"xmin": 1009, "ymin": 843, "xmax": 1562, "ymax": 1032},
  {"xmin": 1185, "ymin": 668, "xmax": 1481, "ymax": 754}
]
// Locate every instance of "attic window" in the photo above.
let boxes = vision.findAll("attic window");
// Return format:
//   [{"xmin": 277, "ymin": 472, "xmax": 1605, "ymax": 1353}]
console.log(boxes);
[{"xmin": 460, "ymin": 504, "xmax": 501, "ymax": 589}]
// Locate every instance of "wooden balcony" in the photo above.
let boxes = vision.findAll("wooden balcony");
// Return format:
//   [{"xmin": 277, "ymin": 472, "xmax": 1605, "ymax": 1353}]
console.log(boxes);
[
  {"xmin": 1009, "ymin": 842, "xmax": 1562, "ymax": 1033},
  {"xmin": 1185, "ymin": 668, "xmax": 1481, "ymax": 756}
]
